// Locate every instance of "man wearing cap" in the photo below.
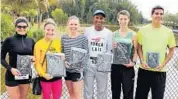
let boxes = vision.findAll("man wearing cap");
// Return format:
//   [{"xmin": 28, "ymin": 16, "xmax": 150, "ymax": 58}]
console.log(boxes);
[
  {"xmin": 84, "ymin": 10, "xmax": 112, "ymax": 99},
  {"xmin": 135, "ymin": 5, "xmax": 176, "ymax": 99}
]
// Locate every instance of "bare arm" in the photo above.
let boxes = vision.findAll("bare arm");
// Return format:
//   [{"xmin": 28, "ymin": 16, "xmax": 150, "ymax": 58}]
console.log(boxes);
[
  {"xmin": 162, "ymin": 47, "xmax": 175, "ymax": 66},
  {"xmin": 137, "ymin": 44, "xmax": 144, "ymax": 61},
  {"xmin": 132, "ymin": 34, "xmax": 138, "ymax": 62},
  {"xmin": 137, "ymin": 43, "xmax": 150, "ymax": 69}
]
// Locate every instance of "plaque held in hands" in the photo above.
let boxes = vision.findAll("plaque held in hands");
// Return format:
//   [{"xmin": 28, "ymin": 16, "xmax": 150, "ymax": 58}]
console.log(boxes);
[
  {"xmin": 16, "ymin": 55, "xmax": 32, "ymax": 80},
  {"xmin": 69, "ymin": 47, "xmax": 88, "ymax": 72},
  {"xmin": 113, "ymin": 42, "xmax": 131, "ymax": 64},
  {"xmin": 97, "ymin": 53, "xmax": 113, "ymax": 72},
  {"xmin": 46, "ymin": 53, "xmax": 66, "ymax": 77},
  {"xmin": 146, "ymin": 52, "xmax": 160, "ymax": 68}
]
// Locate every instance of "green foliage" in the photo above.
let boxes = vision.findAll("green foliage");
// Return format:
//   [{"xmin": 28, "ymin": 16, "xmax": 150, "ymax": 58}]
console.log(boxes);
[
  {"xmin": 48, "ymin": 0, "xmax": 58, "ymax": 6},
  {"xmin": 2, "ymin": 0, "xmax": 146, "ymax": 25},
  {"xmin": 28, "ymin": 9, "xmax": 38, "ymax": 17},
  {"xmin": 1, "ymin": 5, "xmax": 12, "ymax": 14},
  {"xmin": 27, "ymin": 24, "xmax": 44, "ymax": 41},
  {"xmin": 1, "ymin": 13, "xmax": 14, "ymax": 40},
  {"xmin": 51, "ymin": 8, "xmax": 68, "ymax": 25},
  {"xmin": 28, "ymin": 29, "xmax": 44, "ymax": 41},
  {"xmin": 28, "ymin": 9, "xmax": 38, "ymax": 25},
  {"xmin": 59, "ymin": 0, "xmax": 145, "ymax": 25},
  {"xmin": 38, "ymin": 0, "xmax": 49, "ymax": 13},
  {"xmin": 163, "ymin": 13, "xmax": 178, "ymax": 26},
  {"xmin": 2, "ymin": 0, "xmax": 38, "ymax": 16}
]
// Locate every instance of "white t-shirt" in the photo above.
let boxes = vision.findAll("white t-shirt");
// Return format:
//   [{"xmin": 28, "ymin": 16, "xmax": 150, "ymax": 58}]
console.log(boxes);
[{"xmin": 84, "ymin": 26, "xmax": 112, "ymax": 65}]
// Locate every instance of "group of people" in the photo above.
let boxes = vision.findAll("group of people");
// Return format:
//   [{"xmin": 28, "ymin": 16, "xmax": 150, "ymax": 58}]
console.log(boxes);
[{"xmin": 1, "ymin": 5, "xmax": 176, "ymax": 99}]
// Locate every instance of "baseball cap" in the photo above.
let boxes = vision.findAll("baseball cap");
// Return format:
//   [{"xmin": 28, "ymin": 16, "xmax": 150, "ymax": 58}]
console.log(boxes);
[{"xmin": 93, "ymin": 10, "xmax": 106, "ymax": 17}]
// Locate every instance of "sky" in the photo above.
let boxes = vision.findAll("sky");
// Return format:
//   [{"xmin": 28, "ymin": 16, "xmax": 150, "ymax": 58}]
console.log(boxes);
[{"xmin": 130, "ymin": 0, "xmax": 178, "ymax": 20}]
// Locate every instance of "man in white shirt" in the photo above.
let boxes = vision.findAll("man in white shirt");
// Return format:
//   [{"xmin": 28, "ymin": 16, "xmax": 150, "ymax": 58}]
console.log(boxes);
[{"xmin": 84, "ymin": 10, "xmax": 112, "ymax": 99}]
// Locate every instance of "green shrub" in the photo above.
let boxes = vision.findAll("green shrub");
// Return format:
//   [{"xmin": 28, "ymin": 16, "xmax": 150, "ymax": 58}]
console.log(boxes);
[
  {"xmin": 1, "ymin": 13, "xmax": 14, "ymax": 40},
  {"xmin": 32, "ymin": 29, "xmax": 44, "ymax": 41}
]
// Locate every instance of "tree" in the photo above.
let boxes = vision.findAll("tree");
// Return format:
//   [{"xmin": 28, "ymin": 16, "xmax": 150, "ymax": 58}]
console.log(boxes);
[
  {"xmin": 1, "ymin": 0, "xmax": 38, "ymax": 19},
  {"xmin": 163, "ymin": 13, "xmax": 178, "ymax": 26},
  {"xmin": 51, "ymin": 8, "xmax": 68, "ymax": 25},
  {"xmin": 58, "ymin": 0, "xmax": 143, "ymax": 25},
  {"xmin": 1, "ymin": 13, "xmax": 14, "ymax": 40},
  {"xmin": 28, "ymin": 9, "xmax": 38, "ymax": 25}
]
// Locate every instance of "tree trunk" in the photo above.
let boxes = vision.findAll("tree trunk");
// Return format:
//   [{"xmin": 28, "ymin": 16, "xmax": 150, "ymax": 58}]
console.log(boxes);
[{"xmin": 37, "ymin": 9, "xmax": 42, "ymax": 29}]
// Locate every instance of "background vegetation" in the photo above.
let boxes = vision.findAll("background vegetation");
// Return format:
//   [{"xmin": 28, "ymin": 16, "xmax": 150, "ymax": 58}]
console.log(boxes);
[{"xmin": 1, "ymin": 0, "xmax": 178, "ymax": 41}]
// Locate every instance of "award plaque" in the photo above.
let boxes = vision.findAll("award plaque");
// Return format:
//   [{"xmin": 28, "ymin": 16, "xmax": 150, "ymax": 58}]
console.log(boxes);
[
  {"xmin": 113, "ymin": 42, "xmax": 131, "ymax": 64},
  {"xmin": 97, "ymin": 53, "xmax": 113, "ymax": 72},
  {"xmin": 16, "ymin": 55, "xmax": 31, "ymax": 80},
  {"xmin": 46, "ymin": 53, "xmax": 66, "ymax": 77},
  {"xmin": 69, "ymin": 47, "xmax": 88, "ymax": 72},
  {"xmin": 146, "ymin": 52, "xmax": 160, "ymax": 68}
]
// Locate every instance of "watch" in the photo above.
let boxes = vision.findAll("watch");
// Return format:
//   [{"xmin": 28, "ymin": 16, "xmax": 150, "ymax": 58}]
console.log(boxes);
[{"xmin": 133, "ymin": 61, "xmax": 136, "ymax": 65}]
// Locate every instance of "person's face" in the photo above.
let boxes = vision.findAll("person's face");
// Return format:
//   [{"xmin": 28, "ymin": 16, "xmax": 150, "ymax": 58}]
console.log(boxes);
[
  {"xmin": 44, "ymin": 24, "xmax": 56, "ymax": 39},
  {"xmin": 118, "ymin": 14, "xmax": 130, "ymax": 28},
  {"xmin": 15, "ymin": 22, "xmax": 28, "ymax": 35},
  {"xmin": 67, "ymin": 19, "xmax": 80, "ymax": 34},
  {"xmin": 151, "ymin": 9, "xmax": 164, "ymax": 24},
  {"xmin": 93, "ymin": 14, "xmax": 105, "ymax": 27}
]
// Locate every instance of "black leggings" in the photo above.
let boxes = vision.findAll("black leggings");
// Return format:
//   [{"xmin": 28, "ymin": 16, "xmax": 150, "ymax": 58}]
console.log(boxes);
[
  {"xmin": 111, "ymin": 64, "xmax": 135, "ymax": 99},
  {"xmin": 135, "ymin": 68, "xmax": 166, "ymax": 99}
]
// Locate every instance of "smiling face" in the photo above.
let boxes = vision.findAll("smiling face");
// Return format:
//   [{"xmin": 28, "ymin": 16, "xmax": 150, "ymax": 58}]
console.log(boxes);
[
  {"xmin": 67, "ymin": 19, "xmax": 80, "ymax": 34},
  {"xmin": 44, "ymin": 24, "xmax": 56, "ymax": 39},
  {"xmin": 151, "ymin": 9, "xmax": 164, "ymax": 25},
  {"xmin": 93, "ymin": 14, "xmax": 105, "ymax": 29},
  {"xmin": 118, "ymin": 14, "xmax": 130, "ymax": 28},
  {"xmin": 15, "ymin": 22, "xmax": 28, "ymax": 35}
]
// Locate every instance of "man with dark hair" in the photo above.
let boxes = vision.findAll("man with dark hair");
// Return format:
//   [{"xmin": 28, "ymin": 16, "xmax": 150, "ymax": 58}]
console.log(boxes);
[
  {"xmin": 151, "ymin": 5, "xmax": 164, "ymax": 15},
  {"xmin": 84, "ymin": 10, "xmax": 112, "ymax": 99},
  {"xmin": 135, "ymin": 5, "xmax": 176, "ymax": 99}
]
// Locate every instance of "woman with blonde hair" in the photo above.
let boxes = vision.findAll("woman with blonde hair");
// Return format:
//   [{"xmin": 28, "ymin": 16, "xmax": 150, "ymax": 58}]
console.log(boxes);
[
  {"xmin": 62, "ymin": 16, "xmax": 88, "ymax": 99},
  {"xmin": 34, "ymin": 18, "xmax": 62, "ymax": 99}
]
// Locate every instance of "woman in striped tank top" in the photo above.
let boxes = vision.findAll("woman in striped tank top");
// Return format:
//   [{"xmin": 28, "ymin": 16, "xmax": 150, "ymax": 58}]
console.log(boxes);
[
  {"xmin": 111, "ymin": 10, "xmax": 137, "ymax": 99},
  {"xmin": 61, "ymin": 16, "xmax": 88, "ymax": 99}
]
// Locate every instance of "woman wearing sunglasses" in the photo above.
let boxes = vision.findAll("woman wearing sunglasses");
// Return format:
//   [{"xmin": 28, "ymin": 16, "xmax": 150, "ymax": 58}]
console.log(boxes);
[{"xmin": 1, "ymin": 17, "xmax": 35, "ymax": 99}]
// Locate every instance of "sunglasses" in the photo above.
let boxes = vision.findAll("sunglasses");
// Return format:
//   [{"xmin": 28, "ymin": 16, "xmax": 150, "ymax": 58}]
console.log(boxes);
[{"xmin": 16, "ymin": 25, "xmax": 28, "ymax": 29}]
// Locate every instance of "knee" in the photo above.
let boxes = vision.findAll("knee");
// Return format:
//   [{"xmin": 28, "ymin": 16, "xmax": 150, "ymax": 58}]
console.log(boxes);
[
  {"xmin": 9, "ymin": 94, "xmax": 20, "ymax": 99},
  {"xmin": 20, "ymin": 95, "xmax": 27, "ymax": 99},
  {"xmin": 69, "ymin": 94, "xmax": 76, "ymax": 99},
  {"xmin": 19, "ymin": 92, "xmax": 29, "ymax": 99},
  {"xmin": 74, "ymin": 91, "xmax": 83, "ymax": 99},
  {"xmin": 7, "ymin": 91, "xmax": 20, "ymax": 99}
]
